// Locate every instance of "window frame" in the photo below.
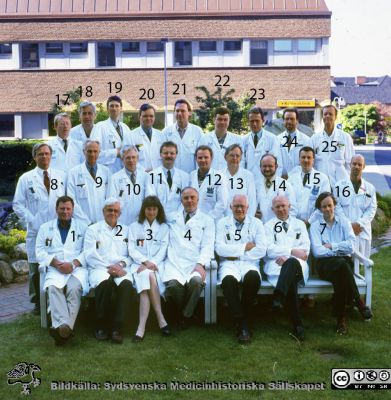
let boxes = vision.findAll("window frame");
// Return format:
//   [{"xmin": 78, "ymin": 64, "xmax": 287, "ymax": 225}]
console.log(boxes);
[
  {"xmin": 21, "ymin": 43, "xmax": 40, "ymax": 69},
  {"xmin": 298, "ymin": 39, "xmax": 316, "ymax": 52},
  {"xmin": 199, "ymin": 41, "xmax": 217, "ymax": 52},
  {"xmin": 0, "ymin": 43, "xmax": 12, "ymax": 56},
  {"xmin": 70, "ymin": 42, "xmax": 88, "ymax": 54},
  {"xmin": 146, "ymin": 41, "xmax": 164, "ymax": 53},
  {"xmin": 274, "ymin": 39, "xmax": 293, "ymax": 53},
  {"xmin": 45, "ymin": 42, "xmax": 64, "ymax": 54},
  {"xmin": 97, "ymin": 41, "xmax": 116, "ymax": 67},
  {"xmin": 223, "ymin": 40, "xmax": 242, "ymax": 52},
  {"xmin": 122, "ymin": 42, "xmax": 140, "ymax": 53}
]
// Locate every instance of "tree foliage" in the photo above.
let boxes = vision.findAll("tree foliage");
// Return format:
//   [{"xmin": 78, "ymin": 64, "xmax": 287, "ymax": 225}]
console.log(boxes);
[
  {"xmin": 194, "ymin": 86, "xmax": 255, "ymax": 135},
  {"xmin": 340, "ymin": 104, "xmax": 379, "ymax": 133}
]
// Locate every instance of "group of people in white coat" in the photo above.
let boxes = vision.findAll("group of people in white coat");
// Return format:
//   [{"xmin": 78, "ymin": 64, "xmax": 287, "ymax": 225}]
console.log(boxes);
[{"xmin": 12, "ymin": 97, "xmax": 377, "ymax": 345}]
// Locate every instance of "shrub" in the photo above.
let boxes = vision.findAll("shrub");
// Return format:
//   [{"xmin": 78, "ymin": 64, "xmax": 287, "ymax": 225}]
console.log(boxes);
[{"xmin": 0, "ymin": 228, "xmax": 26, "ymax": 256}]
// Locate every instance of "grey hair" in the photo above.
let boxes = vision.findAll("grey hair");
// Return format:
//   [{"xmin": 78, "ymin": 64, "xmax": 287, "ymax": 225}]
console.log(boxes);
[
  {"xmin": 54, "ymin": 112, "xmax": 70, "ymax": 127},
  {"xmin": 103, "ymin": 197, "xmax": 120, "ymax": 209},
  {"xmin": 83, "ymin": 139, "xmax": 101, "ymax": 151},
  {"xmin": 120, "ymin": 145, "xmax": 139, "ymax": 158},
  {"xmin": 79, "ymin": 101, "xmax": 96, "ymax": 114},
  {"xmin": 32, "ymin": 143, "xmax": 52, "ymax": 157}
]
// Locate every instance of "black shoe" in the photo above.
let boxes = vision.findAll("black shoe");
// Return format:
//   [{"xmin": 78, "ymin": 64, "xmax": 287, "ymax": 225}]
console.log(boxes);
[
  {"xmin": 132, "ymin": 334, "xmax": 144, "ymax": 343},
  {"xmin": 290, "ymin": 325, "xmax": 305, "ymax": 342},
  {"xmin": 95, "ymin": 329, "xmax": 109, "ymax": 341},
  {"xmin": 33, "ymin": 304, "xmax": 40, "ymax": 316},
  {"xmin": 160, "ymin": 325, "xmax": 171, "ymax": 336},
  {"xmin": 49, "ymin": 327, "xmax": 66, "ymax": 346},
  {"xmin": 237, "ymin": 328, "xmax": 251, "ymax": 344},
  {"xmin": 356, "ymin": 299, "xmax": 373, "ymax": 320},
  {"xmin": 58, "ymin": 324, "xmax": 72, "ymax": 339},
  {"xmin": 178, "ymin": 317, "xmax": 192, "ymax": 330},
  {"xmin": 111, "ymin": 331, "xmax": 123, "ymax": 344},
  {"xmin": 272, "ymin": 299, "xmax": 283, "ymax": 311}
]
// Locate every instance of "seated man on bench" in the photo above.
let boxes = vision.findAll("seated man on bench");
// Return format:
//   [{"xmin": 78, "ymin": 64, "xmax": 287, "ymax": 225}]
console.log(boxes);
[{"xmin": 215, "ymin": 194, "xmax": 266, "ymax": 344}]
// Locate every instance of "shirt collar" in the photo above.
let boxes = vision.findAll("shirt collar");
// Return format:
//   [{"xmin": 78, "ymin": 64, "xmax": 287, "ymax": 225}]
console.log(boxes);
[
  {"xmin": 110, "ymin": 118, "xmax": 120, "ymax": 128},
  {"xmin": 141, "ymin": 126, "xmax": 152, "ymax": 136},
  {"xmin": 57, "ymin": 219, "xmax": 71, "ymax": 230}
]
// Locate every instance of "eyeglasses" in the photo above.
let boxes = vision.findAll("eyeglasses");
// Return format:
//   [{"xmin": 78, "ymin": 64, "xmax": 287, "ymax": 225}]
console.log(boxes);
[{"xmin": 232, "ymin": 205, "xmax": 246, "ymax": 209}]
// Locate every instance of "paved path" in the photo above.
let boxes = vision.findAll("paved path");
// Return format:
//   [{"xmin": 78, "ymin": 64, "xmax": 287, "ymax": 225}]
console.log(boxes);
[{"xmin": 0, "ymin": 281, "xmax": 33, "ymax": 323}]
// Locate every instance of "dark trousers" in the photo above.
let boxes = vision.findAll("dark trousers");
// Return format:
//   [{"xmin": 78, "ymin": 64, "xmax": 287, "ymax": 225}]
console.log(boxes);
[
  {"xmin": 317, "ymin": 256, "xmax": 360, "ymax": 318},
  {"xmin": 275, "ymin": 258, "xmax": 303, "ymax": 326},
  {"xmin": 165, "ymin": 277, "xmax": 204, "ymax": 319},
  {"xmin": 95, "ymin": 278, "xmax": 135, "ymax": 332},
  {"xmin": 221, "ymin": 270, "xmax": 260, "ymax": 327},
  {"xmin": 29, "ymin": 262, "xmax": 40, "ymax": 305}
]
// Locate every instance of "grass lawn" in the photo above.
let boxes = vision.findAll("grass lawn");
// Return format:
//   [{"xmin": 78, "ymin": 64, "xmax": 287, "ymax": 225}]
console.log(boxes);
[{"xmin": 1, "ymin": 247, "xmax": 391, "ymax": 400}]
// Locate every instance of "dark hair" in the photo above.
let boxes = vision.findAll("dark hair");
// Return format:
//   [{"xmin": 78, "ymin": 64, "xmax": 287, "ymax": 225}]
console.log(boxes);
[
  {"xmin": 299, "ymin": 146, "xmax": 315, "ymax": 157},
  {"xmin": 56, "ymin": 195, "xmax": 74, "ymax": 209},
  {"xmin": 323, "ymin": 104, "xmax": 338, "ymax": 116},
  {"xmin": 260, "ymin": 153, "xmax": 277, "ymax": 166},
  {"xmin": 225, "ymin": 143, "xmax": 243, "ymax": 157},
  {"xmin": 174, "ymin": 98, "xmax": 192, "ymax": 112},
  {"xmin": 214, "ymin": 106, "xmax": 230, "ymax": 117},
  {"xmin": 315, "ymin": 192, "xmax": 337, "ymax": 210},
  {"xmin": 139, "ymin": 103, "xmax": 156, "ymax": 116},
  {"xmin": 195, "ymin": 145, "xmax": 213, "ymax": 159},
  {"xmin": 283, "ymin": 108, "xmax": 299, "ymax": 119},
  {"xmin": 248, "ymin": 106, "xmax": 264, "ymax": 119},
  {"xmin": 160, "ymin": 141, "xmax": 178, "ymax": 154},
  {"xmin": 138, "ymin": 196, "xmax": 166, "ymax": 224},
  {"xmin": 107, "ymin": 95, "xmax": 122, "ymax": 108}
]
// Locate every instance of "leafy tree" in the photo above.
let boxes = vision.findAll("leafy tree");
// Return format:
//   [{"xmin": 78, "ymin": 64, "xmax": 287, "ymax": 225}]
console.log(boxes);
[
  {"xmin": 339, "ymin": 104, "xmax": 379, "ymax": 133},
  {"xmin": 194, "ymin": 86, "xmax": 255, "ymax": 135}
]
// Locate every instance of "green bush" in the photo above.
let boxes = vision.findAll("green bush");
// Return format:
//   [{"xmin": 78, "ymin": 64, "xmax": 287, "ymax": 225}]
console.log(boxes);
[{"xmin": 0, "ymin": 228, "xmax": 26, "ymax": 256}]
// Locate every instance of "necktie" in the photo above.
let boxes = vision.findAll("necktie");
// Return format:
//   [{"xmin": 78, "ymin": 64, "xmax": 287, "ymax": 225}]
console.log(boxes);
[
  {"xmin": 253, "ymin": 133, "xmax": 258, "ymax": 148},
  {"xmin": 287, "ymin": 135, "xmax": 292, "ymax": 151},
  {"xmin": 89, "ymin": 166, "xmax": 96, "ymax": 180},
  {"xmin": 178, "ymin": 128, "xmax": 185, "ymax": 139},
  {"xmin": 282, "ymin": 221, "xmax": 288, "ymax": 233},
  {"xmin": 167, "ymin": 170, "xmax": 173, "ymax": 189},
  {"xmin": 43, "ymin": 170, "xmax": 50, "ymax": 194},
  {"xmin": 146, "ymin": 129, "xmax": 152, "ymax": 142},
  {"xmin": 116, "ymin": 123, "xmax": 123, "ymax": 141},
  {"xmin": 63, "ymin": 139, "xmax": 68, "ymax": 152},
  {"xmin": 265, "ymin": 179, "xmax": 272, "ymax": 189},
  {"xmin": 185, "ymin": 213, "xmax": 191, "ymax": 223},
  {"xmin": 131, "ymin": 172, "xmax": 136, "ymax": 185},
  {"xmin": 302, "ymin": 173, "xmax": 310, "ymax": 186}
]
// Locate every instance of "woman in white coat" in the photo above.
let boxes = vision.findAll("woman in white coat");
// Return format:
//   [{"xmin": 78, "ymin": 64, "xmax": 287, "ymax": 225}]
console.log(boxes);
[{"xmin": 129, "ymin": 196, "xmax": 170, "ymax": 341}]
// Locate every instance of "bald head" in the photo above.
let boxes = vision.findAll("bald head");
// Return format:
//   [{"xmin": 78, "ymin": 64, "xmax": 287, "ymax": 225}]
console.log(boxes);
[
  {"xmin": 181, "ymin": 187, "xmax": 199, "ymax": 213},
  {"xmin": 272, "ymin": 195, "xmax": 290, "ymax": 220},
  {"xmin": 231, "ymin": 194, "xmax": 249, "ymax": 222},
  {"xmin": 350, "ymin": 154, "xmax": 366, "ymax": 181}
]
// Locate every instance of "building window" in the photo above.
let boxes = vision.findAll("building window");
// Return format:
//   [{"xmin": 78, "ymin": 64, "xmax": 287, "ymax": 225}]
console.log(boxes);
[
  {"xmin": 0, "ymin": 115, "xmax": 14, "ymax": 137},
  {"xmin": 45, "ymin": 43, "xmax": 64, "ymax": 54},
  {"xmin": 224, "ymin": 41, "xmax": 242, "ymax": 51},
  {"xmin": 174, "ymin": 41, "xmax": 192, "ymax": 66},
  {"xmin": 147, "ymin": 42, "xmax": 164, "ymax": 52},
  {"xmin": 0, "ymin": 43, "xmax": 12, "ymax": 56},
  {"xmin": 122, "ymin": 42, "xmax": 140, "ymax": 53},
  {"xmin": 274, "ymin": 40, "xmax": 292, "ymax": 52},
  {"xmin": 250, "ymin": 40, "xmax": 268, "ymax": 65},
  {"xmin": 21, "ymin": 43, "xmax": 39, "ymax": 68},
  {"xmin": 70, "ymin": 42, "xmax": 88, "ymax": 53},
  {"xmin": 298, "ymin": 39, "xmax": 316, "ymax": 52},
  {"xmin": 199, "ymin": 41, "xmax": 217, "ymax": 52},
  {"xmin": 97, "ymin": 42, "xmax": 115, "ymax": 67}
]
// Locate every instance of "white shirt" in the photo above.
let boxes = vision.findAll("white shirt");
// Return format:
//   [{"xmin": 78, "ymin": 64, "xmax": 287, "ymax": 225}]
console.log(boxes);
[
  {"xmin": 70, "ymin": 124, "xmax": 98, "ymax": 144},
  {"xmin": 46, "ymin": 136, "xmax": 84, "ymax": 173}
]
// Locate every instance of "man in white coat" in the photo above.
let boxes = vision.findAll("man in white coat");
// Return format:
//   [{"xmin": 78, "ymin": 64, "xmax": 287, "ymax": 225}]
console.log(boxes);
[
  {"xmin": 108, "ymin": 146, "xmax": 152, "ymax": 225},
  {"xmin": 255, "ymin": 154, "xmax": 297, "ymax": 223},
  {"xmin": 264, "ymin": 196, "xmax": 310, "ymax": 341},
  {"xmin": 190, "ymin": 145, "xmax": 229, "ymax": 220},
  {"xmin": 277, "ymin": 108, "xmax": 311, "ymax": 179},
  {"xmin": 124, "ymin": 103, "xmax": 165, "ymax": 172},
  {"xmin": 70, "ymin": 101, "xmax": 98, "ymax": 144},
  {"xmin": 198, "ymin": 107, "xmax": 243, "ymax": 171},
  {"xmin": 13, "ymin": 143, "xmax": 66, "ymax": 314},
  {"xmin": 215, "ymin": 195, "xmax": 266, "ymax": 344},
  {"xmin": 164, "ymin": 187, "xmax": 215, "ymax": 328},
  {"xmin": 334, "ymin": 154, "xmax": 377, "ymax": 258},
  {"xmin": 311, "ymin": 105, "xmax": 355, "ymax": 186},
  {"xmin": 242, "ymin": 106, "xmax": 282, "ymax": 176},
  {"xmin": 94, "ymin": 96, "xmax": 131, "ymax": 173},
  {"xmin": 162, "ymin": 99, "xmax": 203, "ymax": 173},
  {"xmin": 288, "ymin": 146, "xmax": 330, "ymax": 226},
  {"xmin": 47, "ymin": 113, "xmax": 84, "ymax": 173},
  {"xmin": 36, "ymin": 196, "xmax": 88, "ymax": 345},
  {"xmin": 149, "ymin": 141, "xmax": 190, "ymax": 222},
  {"xmin": 222, "ymin": 144, "xmax": 257, "ymax": 217},
  {"xmin": 67, "ymin": 140, "xmax": 111, "ymax": 225},
  {"xmin": 84, "ymin": 198, "xmax": 136, "ymax": 344}
]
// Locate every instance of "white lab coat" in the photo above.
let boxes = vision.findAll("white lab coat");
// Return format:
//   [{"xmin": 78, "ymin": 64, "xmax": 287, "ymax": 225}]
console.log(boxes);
[
  {"xmin": 13, "ymin": 167, "xmax": 66, "ymax": 262},
  {"xmin": 162, "ymin": 123, "xmax": 203, "ymax": 173},
  {"xmin": 198, "ymin": 131, "xmax": 243, "ymax": 171},
  {"xmin": 93, "ymin": 118, "xmax": 131, "ymax": 173},
  {"xmin": 222, "ymin": 167, "xmax": 257, "ymax": 217},
  {"xmin": 163, "ymin": 209, "xmax": 215, "ymax": 285},
  {"xmin": 189, "ymin": 168, "xmax": 229, "ymax": 220},
  {"xmin": 215, "ymin": 215, "xmax": 266, "ymax": 283},
  {"xmin": 70, "ymin": 124, "xmax": 99, "ymax": 144},
  {"xmin": 148, "ymin": 166, "xmax": 190, "ymax": 222},
  {"xmin": 255, "ymin": 175, "xmax": 297, "ymax": 223},
  {"xmin": 84, "ymin": 220, "xmax": 132, "ymax": 288},
  {"xmin": 288, "ymin": 168, "xmax": 331, "ymax": 222},
  {"xmin": 67, "ymin": 162, "xmax": 111, "ymax": 225},
  {"xmin": 46, "ymin": 136, "xmax": 84, "ymax": 173},
  {"xmin": 334, "ymin": 178, "xmax": 377, "ymax": 257},
  {"xmin": 108, "ymin": 166, "xmax": 153, "ymax": 225},
  {"xmin": 310, "ymin": 128, "xmax": 355, "ymax": 186},
  {"xmin": 128, "ymin": 220, "xmax": 169, "ymax": 294},
  {"xmin": 36, "ymin": 218, "xmax": 89, "ymax": 295},
  {"xmin": 124, "ymin": 126, "xmax": 165, "ymax": 171},
  {"xmin": 264, "ymin": 216, "xmax": 310, "ymax": 287},
  {"xmin": 277, "ymin": 130, "xmax": 311, "ymax": 177},
  {"xmin": 242, "ymin": 129, "xmax": 282, "ymax": 176}
]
